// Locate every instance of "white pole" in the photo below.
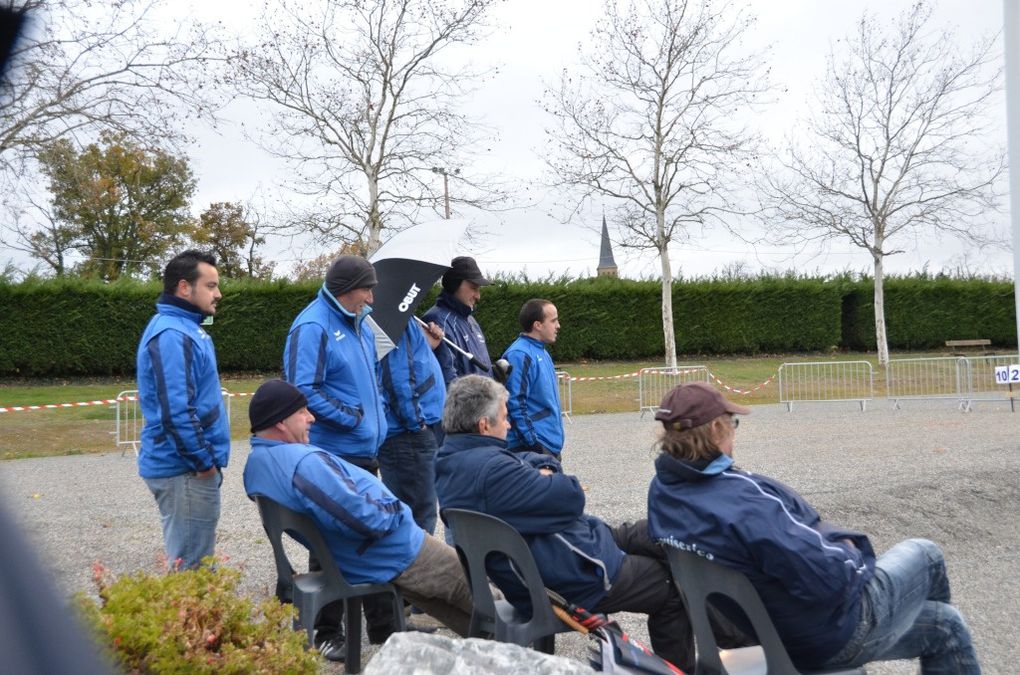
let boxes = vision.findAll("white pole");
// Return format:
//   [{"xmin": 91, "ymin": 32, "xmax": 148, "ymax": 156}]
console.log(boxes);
[{"xmin": 1005, "ymin": 0, "xmax": 1020, "ymax": 354}]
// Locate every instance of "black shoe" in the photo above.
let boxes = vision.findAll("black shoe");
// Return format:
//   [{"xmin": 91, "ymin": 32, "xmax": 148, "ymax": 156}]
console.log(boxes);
[{"xmin": 314, "ymin": 631, "xmax": 346, "ymax": 662}]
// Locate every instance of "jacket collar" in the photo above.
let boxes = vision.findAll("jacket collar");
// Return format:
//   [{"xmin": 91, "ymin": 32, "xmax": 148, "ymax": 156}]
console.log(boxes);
[
  {"xmin": 441, "ymin": 433, "xmax": 508, "ymax": 454},
  {"xmin": 437, "ymin": 290, "xmax": 473, "ymax": 318},
  {"xmin": 318, "ymin": 286, "xmax": 372, "ymax": 326},
  {"xmin": 654, "ymin": 451, "xmax": 733, "ymax": 485},
  {"xmin": 157, "ymin": 292, "xmax": 204, "ymax": 323},
  {"xmin": 517, "ymin": 334, "xmax": 545, "ymax": 349}
]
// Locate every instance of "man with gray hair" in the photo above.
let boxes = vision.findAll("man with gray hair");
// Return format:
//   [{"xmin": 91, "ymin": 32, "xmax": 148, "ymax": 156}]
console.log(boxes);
[{"xmin": 434, "ymin": 374, "xmax": 698, "ymax": 671}]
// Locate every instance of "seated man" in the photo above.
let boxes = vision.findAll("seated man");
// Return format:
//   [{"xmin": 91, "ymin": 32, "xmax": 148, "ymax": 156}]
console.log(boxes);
[
  {"xmin": 647, "ymin": 382, "xmax": 980, "ymax": 674},
  {"xmin": 242, "ymin": 379, "xmax": 475, "ymax": 662},
  {"xmin": 434, "ymin": 374, "xmax": 695, "ymax": 670}
]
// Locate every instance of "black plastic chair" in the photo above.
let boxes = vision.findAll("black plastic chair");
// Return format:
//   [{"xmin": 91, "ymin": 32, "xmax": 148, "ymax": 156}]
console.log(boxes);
[
  {"xmin": 442, "ymin": 507, "xmax": 574, "ymax": 653},
  {"xmin": 254, "ymin": 496, "xmax": 405, "ymax": 674},
  {"xmin": 664, "ymin": 547, "xmax": 866, "ymax": 675}
]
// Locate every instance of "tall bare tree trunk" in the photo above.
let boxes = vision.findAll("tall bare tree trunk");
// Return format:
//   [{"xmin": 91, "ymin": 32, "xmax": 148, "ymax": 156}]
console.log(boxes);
[
  {"xmin": 658, "ymin": 214, "xmax": 677, "ymax": 368},
  {"xmin": 873, "ymin": 252, "xmax": 889, "ymax": 366}
]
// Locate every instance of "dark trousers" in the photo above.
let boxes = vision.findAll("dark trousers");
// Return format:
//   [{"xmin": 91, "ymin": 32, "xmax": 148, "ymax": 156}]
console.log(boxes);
[
  {"xmin": 378, "ymin": 427, "xmax": 438, "ymax": 535},
  {"xmin": 312, "ymin": 455, "xmax": 398, "ymax": 642},
  {"xmin": 603, "ymin": 520, "xmax": 749, "ymax": 673}
]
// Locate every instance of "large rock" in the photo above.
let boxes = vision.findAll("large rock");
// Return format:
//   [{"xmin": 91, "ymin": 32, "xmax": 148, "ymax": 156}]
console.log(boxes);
[{"xmin": 364, "ymin": 632, "xmax": 596, "ymax": 674}]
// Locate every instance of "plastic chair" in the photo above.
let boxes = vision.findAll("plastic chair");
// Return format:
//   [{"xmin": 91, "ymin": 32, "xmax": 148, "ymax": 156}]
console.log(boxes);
[
  {"xmin": 665, "ymin": 547, "xmax": 866, "ymax": 675},
  {"xmin": 442, "ymin": 507, "xmax": 574, "ymax": 653},
  {"xmin": 254, "ymin": 496, "xmax": 405, "ymax": 674}
]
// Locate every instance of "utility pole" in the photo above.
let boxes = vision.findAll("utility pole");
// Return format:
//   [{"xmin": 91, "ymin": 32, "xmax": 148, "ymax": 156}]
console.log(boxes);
[{"xmin": 431, "ymin": 166, "xmax": 459, "ymax": 219}]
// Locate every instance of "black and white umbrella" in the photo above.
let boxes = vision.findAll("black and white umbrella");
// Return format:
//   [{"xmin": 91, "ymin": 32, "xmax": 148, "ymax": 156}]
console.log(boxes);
[{"xmin": 366, "ymin": 218, "xmax": 468, "ymax": 358}]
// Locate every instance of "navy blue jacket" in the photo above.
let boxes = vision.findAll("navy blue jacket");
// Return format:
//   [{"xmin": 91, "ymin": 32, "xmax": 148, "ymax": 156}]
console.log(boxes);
[
  {"xmin": 244, "ymin": 437, "xmax": 424, "ymax": 584},
  {"xmin": 380, "ymin": 322, "xmax": 445, "ymax": 437},
  {"xmin": 422, "ymin": 291, "xmax": 492, "ymax": 384},
  {"xmin": 435, "ymin": 433, "xmax": 623, "ymax": 610},
  {"xmin": 283, "ymin": 288, "xmax": 386, "ymax": 459},
  {"xmin": 502, "ymin": 334, "xmax": 564, "ymax": 453},
  {"xmin": 136, "ymin": 295, "xmax": 230, "ymax": 478},
  {"xmin": 647, "ymin": 452, "xmax": 875, "ymax": 667}
]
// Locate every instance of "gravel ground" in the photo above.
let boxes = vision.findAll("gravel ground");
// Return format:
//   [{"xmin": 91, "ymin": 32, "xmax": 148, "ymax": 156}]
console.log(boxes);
[{"xmin": 1, "ymin": 399, "xmax": 1017, "ymax": 673}]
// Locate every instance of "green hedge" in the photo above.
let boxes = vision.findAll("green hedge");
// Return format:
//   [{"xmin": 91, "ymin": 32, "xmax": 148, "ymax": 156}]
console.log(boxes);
[
  {"xmin": 0, "ymin": 276, "xmax": 1013, "ymax": 377},
  {"xmin": 841, "ymin": 278, "xmax": 1016, "ymax": 350}
]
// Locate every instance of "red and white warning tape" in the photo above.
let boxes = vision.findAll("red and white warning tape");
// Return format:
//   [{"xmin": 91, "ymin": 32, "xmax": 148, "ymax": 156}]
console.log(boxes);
[
  {"xmin": 708, "ymin": 371, "xmax": 777, "ymax": 396},
  {"xmin": 0, "ymin": 391, "xmax": 254, "ymax": 413},
  {"xmin": 566, "ymin": 371, "xmax": 641, "ymax": 382}
]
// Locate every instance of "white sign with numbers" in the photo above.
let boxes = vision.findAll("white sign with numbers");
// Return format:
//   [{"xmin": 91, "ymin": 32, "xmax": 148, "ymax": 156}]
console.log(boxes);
[{"xmin": 994, "ymin": 365, "xmax": 1020, "ymax": 384}]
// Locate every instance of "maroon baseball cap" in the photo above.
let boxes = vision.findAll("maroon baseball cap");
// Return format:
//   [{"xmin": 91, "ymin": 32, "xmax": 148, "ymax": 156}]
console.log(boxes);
[{"xmin": 654, "ymin": 382, "xmax": 750, "ymax": 430}]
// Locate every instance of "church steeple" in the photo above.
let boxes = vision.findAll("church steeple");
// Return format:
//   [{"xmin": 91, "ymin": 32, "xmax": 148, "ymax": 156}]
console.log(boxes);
[{"xmin": 596, "ymin": 213, "xmax": 618, "ymax": 277}]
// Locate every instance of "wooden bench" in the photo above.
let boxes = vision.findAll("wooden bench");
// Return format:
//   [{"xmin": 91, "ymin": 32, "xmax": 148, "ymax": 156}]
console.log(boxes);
[{"xmin": 946, "ymin": 339, "xmax": 992, "ymax": 355}]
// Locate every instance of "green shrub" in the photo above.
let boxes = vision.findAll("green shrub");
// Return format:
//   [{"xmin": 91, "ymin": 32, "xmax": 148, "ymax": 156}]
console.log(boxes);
[{"xmin": 76, "ymin": 560, "xmax": 318, "ymax": 674}]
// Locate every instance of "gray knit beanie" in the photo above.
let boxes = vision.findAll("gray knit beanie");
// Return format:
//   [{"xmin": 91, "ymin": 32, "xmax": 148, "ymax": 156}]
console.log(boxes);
[{"xmin": 325, "ymin": 255, "xmax": 378, "ymax": 296}]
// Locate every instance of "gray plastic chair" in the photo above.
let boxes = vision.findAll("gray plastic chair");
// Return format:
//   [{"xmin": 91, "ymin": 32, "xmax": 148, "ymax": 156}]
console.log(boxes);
[
  {"xmin": 254, "ymin": 496, "xmax": 405, "ymax": 674},
  {"xmin": 442, "ymin": 507, "xmax": 573, "ymax": 653},
  {"xmin": 665, "ymin": 547, "xmax": 866, "ymax": 675}
]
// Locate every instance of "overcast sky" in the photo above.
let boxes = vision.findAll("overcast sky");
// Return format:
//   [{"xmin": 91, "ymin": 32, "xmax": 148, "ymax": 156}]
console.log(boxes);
[{"xmin": 40, "ymin": 0, "xmax": 1020, "ymax": 280}]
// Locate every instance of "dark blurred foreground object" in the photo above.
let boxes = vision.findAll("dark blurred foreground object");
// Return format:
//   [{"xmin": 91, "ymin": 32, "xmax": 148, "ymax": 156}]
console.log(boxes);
[
  {"xmin": 0, "ymin": 6, "xmax": 23, "ymax": 74},
  {"xmin": 0, "ymin": 8, "xmax": 112, "ymax": 674},
  {"xmin": 0, "ymin": 500, "xmax": 114, "ymax": 674}
]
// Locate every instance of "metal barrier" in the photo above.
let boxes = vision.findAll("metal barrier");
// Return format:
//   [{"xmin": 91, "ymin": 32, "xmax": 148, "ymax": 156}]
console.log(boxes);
[
  {"xmin": 960, "ymin": 355, "xmax": 1020, "ymax": 411},
  {"xmin": 116, "ymin": 387, "xmax": 233, "ymax": 455},
  {"xmin": 638, "ymin": 366, "xmax": 710, "ymax": 415},
  {"xmin": 115, "ymin": 390, "xmax": 142, "ymax": 457},
  {"xmin": 556, "ymin": 370, "xmax": 573, "ymax": 423},
  {"xmin": 778, "ymin": 361, "xmax": 873, "ymax": 411},
  {"xmin": 886, "ymin": 357, "xmax": 965, "ymax": 408}
]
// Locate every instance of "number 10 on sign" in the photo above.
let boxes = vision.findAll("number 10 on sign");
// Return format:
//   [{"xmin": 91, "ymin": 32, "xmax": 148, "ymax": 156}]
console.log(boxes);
[{"xmin": 994, "ymin": 365, "xmax": 1020, "ymax": 384}]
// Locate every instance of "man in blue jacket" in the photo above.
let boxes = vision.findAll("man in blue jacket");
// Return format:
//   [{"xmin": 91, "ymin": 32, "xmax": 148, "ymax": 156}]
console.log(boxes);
[
  {"xmin": 435, "ymin": 375, "xmax": 694, "ymax": 671},
  {"xmin": 378, "ymin": 320, "xmax": 446, "ymax": 534},
  {"xmin": 503, "ymin": 299, "xmax": 564, "ymax": 456},
  {"xmin": 422, "ymin": 256, "xmax": 493, "ymax": 384},
  {"xmin": 243, "ymin": 380, "xmax": 474, "ymax": 662},
  {"xmin": 282, "ymin": 254, "xmax": 388, "ymax": 654},
  {"xmin": 136, "ymin": 249, "xmax": 229, "ymax": 571},
  {"xmin": 647, "ymin": 382, "xmax": 979, "ymax": 674}
]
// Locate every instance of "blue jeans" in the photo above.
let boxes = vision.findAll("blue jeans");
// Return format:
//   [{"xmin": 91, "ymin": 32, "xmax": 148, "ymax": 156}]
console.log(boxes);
[
  {"xmin": 377, "ymin": 427, "xmax": 438, "ymax": 534},
  {"xmin": 143, "ymin": 470, "xmax": 221, "ymax": 570},
  {"xmin": 824, "ymin": 538, "xmax": 979, "ymax": 674}
]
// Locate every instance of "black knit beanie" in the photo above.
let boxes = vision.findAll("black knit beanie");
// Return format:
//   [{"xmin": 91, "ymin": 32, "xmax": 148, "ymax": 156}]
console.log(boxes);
[
  {"xmin": 325, "ymin": 255, "xmax": 378, "ymax": 297},
  {"xmin": 249, "ymin": 380, "xmax": 309, "ymax": 433}
]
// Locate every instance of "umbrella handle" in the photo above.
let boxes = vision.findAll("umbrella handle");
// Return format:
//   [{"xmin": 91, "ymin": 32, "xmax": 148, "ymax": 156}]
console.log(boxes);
[
  {"xmin": 413, "ymin": 316, "xmax": 489, "ymax": 370},
  {"xmin": 551, "ymin": 605, "xmax": 589, "ymax": 634}
]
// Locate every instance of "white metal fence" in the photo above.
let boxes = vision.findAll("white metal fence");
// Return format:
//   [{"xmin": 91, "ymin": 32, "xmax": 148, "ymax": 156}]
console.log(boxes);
[
  {"xmin": 638, "ymin": 366, "xmax": 710, "ymax": 415},
  {"xmin": 556, "ymin": 370, "xmax": 573, "ymax": 422},
  {"xmin": 886, "ymin": 355, "xmax": 1020, "ymax": 410},
  {"xmin": 116, "ymin": 388, "xmax": 233, "ymax": 455},
  {"xmin": 778, "ymin": 361, "xmax": 874, "ymax": 411}
]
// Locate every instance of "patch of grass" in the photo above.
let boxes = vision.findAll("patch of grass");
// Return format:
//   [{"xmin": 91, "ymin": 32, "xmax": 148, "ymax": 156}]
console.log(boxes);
[{"xmin": 0, "ymin": 350, "xmax": 963, "ymax": 458}]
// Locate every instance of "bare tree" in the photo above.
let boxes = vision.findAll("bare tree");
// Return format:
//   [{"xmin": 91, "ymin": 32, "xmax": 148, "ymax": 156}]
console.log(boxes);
[
  {"xmin": 0, "ymin": 0, "xmax": 221, "ymax": 174},
  {"xmin": 543, "ymin": 0, "xmax": 767, "ymax": 368},
  {"xmin": 229, "ymin": 0, "xmax": 501, "ymax": 254},
  {"xmin": 760, "ymin": 2, "xmax": 1003, "ymax": 366}
]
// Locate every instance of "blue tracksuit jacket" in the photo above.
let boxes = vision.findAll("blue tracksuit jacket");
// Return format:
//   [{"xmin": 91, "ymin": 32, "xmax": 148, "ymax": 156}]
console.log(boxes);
[
  {"xmin": 244, "ymin": 437, "xmax": 424, "ymax": 584},
  {"xmin": 435, "ymin": 433, "xmax": 623, "ymax": 610},
  {"xmin": 136, "ymin": 295, "xmax": 230, "ymax": 478},
  {"xmin": 647, "ymin": 452, "xmax": 875, "ymax": 667},
  {"xmin": 422, "ymin": 291, "xmax": 492, "ymax": 384},
  {"xmin": 380, "ymin": 322, "xmax": 445, "ymax": 436},
  {"xmin": 283, "ymin": 288, "xmax": 386, "ymax": 459},
  {"xmin": 502, "ymin": 334, "xmax": 564, "ymax": 453}
]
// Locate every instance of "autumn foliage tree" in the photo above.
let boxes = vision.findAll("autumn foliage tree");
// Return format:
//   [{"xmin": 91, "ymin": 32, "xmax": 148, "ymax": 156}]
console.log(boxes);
[
  {"xmin": 192, "ymin": 201, "xmax": 274, "ymax": 280},
  {"xmin": 35, "ymin": 133, "xmax": 196, "ymax": 279}
]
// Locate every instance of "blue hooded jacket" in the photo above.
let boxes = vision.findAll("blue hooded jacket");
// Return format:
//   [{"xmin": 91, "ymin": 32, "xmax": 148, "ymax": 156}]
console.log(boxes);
[
  {"xmin": 647, "ymin": 452, "xmax": 875, "ymax": 668},
  {"xmin": 380, "ymin": 322, "xmax": 445, "ymax": 436},
  {"xmin": 136, "ymin": 296, "xmax": 230, "ymax": 478},
  {"xmin": 283, "ymin": 288, "xmax": 386, "ymax": 459},
  {"xmin": 502, "ymin": 334, "xmax": 564, "ymax": 453},
  {"xmin": 244, "ymin": 437, "xmax": 424, "ymax": 584},
  {"xmin": 435, "ymin": 433, "xmax": 623, "ymax": 610},
  {"xmin": 422, "ymin": 291, "xmax": 492, "ymax": 384}
]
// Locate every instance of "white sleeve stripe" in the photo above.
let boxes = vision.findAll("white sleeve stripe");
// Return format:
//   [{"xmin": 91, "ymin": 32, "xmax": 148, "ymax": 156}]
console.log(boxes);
[{"xmin": 723, "ymin": 471, "xmax": 866, "ymax": 572}]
